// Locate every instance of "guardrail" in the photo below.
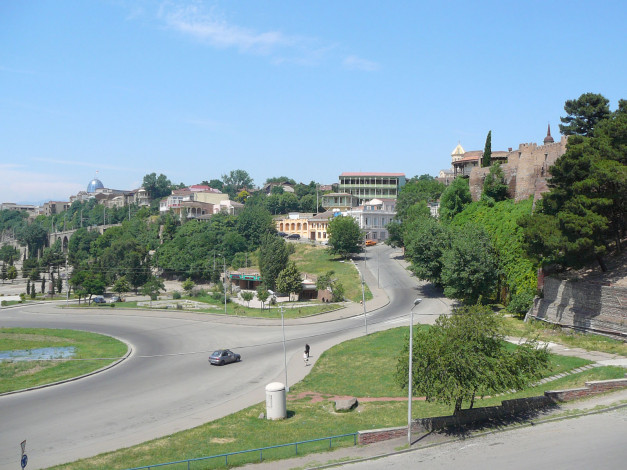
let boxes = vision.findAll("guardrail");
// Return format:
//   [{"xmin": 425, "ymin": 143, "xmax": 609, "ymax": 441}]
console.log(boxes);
[{"xmin": 125, "ymin": 433, "xmax": 358, "ymax": 470}]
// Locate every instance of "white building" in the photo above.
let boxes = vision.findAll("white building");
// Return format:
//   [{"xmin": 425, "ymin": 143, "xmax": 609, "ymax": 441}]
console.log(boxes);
[{"xmin": 345, "ymin": 198, "xmax": 396, "ymax": 241}]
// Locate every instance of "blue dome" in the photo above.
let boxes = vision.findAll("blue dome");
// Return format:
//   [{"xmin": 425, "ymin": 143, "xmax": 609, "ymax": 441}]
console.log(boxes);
[{"xmin": 87, "ymin": 178, "xmax": 104, "ymax": 193}]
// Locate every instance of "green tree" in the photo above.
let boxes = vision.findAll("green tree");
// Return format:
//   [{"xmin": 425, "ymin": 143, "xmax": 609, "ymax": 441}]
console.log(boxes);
[
  {"xmin": 142, "ymin": 173, "xmax": 172, "ymax": 200},
  {"xmin": 256, "ymin": 286, "xmax": 270, "ymax": 310},
  {"xmin": 385, "ymin": 220, "xmax": 403, "ymax": 248},
  {"xmin": 299, "ymin": 194, "xmax": 319, "ymax": 213},
  {"xmin": 559, "ymin": 92, "xmax": 611, "ymax": 137},
  {"xmin": 182, "ymin": 278, "xmax": 195, "ymax": 296},
  {"xmin": 236, "ymin": 205, "xmax": 275, "ymax": 249},
  {"xmin": 265, "ymin": 176, "xmax": 296, "ymax": 185},
  {"xmin": 441, "ymin": 225, "xmax": 498, "ymax": 304},
  {"xmin": 258, "ymin": 233, "xmax": 289, "ymax": 290},
  {"xmin": 222, "ymin": 169, "xmax": 254, "ymax": 198},
  {"xmin": 327, "ymin": 215, "xmax": 362, "ymax": 259},
  {"xmin": 315, "ymin": 270, "xmax": 345, "ymax": 301},
  {"xmin": 395, "ymin": 305, "xmax": 550, "ymax": 414},
  {"xmin": 240, "ymin": 291, "xmax": 254, "ymax": 307},
  {"xmin": 276, "ymin": 261, "xmax": 302, "ymax": 301},
  {"xmin": 17, "ymin": 222, "xmax": 48, "ymax": 256},
  {"xmin": 0, "ymin": 245, "xmax": 19, "ymax": 263},
  {"xmin": 7, "ymin": 265, "xmax": 17, "ymax": 283},
  {"xmin": 439, "ymin": 177, "xmax": 472, "ymax": 221},
  {"xmin": 67, "ymin": 228, "xmax": 100, "ymax": 269},
  {"xmin": 235, "ymin": 189, "xmax": 251, "ymax": 203},
  {"xmin": 529, "ymin": 99, "xmax": 627, "ymax": 270},
  {"xmin": 482, "ymin": 162, "xmax": 509, "ymax": 201},
  {"xmin": 141, "ymin": 276, "xmax": 165, "ymax": 302},
  {"xmin": 0, "ymin": 262, "xmax": 6, "ymax": 284},
  {"xmin": 481, "ymin": 130, "xmax": 492, "ymax": 167},
  {"xmin": 112, "ymin": 276, "xmax": 130, "ymax": 296},
  {"xmin": 396, "ymin": 176, "xmax": 445, "ymax": 222},
  {"xmin": 83, "ymin": 274, "xmax": 106, "ymax": 304},
  {"xmin": 404, "ymin": 216, "xmax": 451, "ymax": 287}
]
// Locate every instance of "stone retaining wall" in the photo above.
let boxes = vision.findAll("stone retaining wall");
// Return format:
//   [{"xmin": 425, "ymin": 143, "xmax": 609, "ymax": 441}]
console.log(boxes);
[
  {"xmin": 358, "ymin": 378, "xmax": 627, "ymax": 445},
  {"xmin": 529, "ymin": 277, "xmax": 627, "ymax": 337},
  {"xmin": 546, "ymin": 378, "xmax": 627, "ymax": 402}
]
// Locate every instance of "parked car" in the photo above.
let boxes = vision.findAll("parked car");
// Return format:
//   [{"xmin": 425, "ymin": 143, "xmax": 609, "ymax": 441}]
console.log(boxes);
[
  {"xmin": 92, "ymin": 296, "xmax": 106, "ymax": 304},
  {"xmin": 209, "ymin": 349, "xmax": 241, "ymax": 366},
  {"xmin": 277, "ymin": 231, "xmax": 288, "ymax": 237},
  {"xmin": 287, "ymin": 233, "xmax": 301, "ymax": 240},
  {"xmin": 365, "ymin": 239, "xmax": 377, "ymax": 246},
  {"xmin": 320, "ymin": 240, "xmax": 329, "ymax": 245},
  {"xmin": 108, "ymin": 295, "xmax": 121, "ymax": 303}
]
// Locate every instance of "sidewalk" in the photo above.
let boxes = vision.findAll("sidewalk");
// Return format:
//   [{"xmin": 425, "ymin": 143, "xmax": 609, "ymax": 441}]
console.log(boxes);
[{"xmin": 237, "ymin": 389, "xmax": 627, "ymax": 470}]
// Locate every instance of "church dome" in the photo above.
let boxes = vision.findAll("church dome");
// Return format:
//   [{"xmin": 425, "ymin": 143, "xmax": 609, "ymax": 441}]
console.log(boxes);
[{"xmin": 87, "ymin": 178, "xmax": 104, "ymax": 193}]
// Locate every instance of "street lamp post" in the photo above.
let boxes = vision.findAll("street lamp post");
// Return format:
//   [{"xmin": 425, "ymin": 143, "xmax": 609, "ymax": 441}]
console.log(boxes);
[
  {"xmin": 223, "ymin": 256, "xmax": 227, "ymax": 314},
  {"xmin": 408, "ymin": 298, "xmax": 422, "ymax": 446},
  {"xmin": 280, "ymin": 305, "xmax": 289, "ymax": 391},
  {"xmin": 361, "ymin": 271, "xmax": 368, "ymax": 335}
]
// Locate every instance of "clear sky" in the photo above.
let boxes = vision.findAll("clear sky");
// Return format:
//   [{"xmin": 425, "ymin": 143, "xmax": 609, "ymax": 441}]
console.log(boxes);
[{"xmin": 1, "ymin": 0, "xmax": 625, "ymax": 204}]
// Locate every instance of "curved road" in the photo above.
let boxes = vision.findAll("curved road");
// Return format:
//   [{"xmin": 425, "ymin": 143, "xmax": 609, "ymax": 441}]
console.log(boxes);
[{"xmin": 0, "ymin": 245, "xmax": 452, "ymax": 469}]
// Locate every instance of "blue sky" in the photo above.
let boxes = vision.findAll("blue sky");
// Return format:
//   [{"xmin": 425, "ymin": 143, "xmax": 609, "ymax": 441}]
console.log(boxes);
[{"xmin": 1, "ymin": 0, "xmax": 625, "ymax": 204}]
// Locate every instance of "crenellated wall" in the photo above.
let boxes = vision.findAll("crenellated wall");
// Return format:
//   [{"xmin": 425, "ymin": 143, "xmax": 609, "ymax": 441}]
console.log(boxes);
[{"xmin": 469, "ymin": 136, "xmax": 568, "ymax": 202}]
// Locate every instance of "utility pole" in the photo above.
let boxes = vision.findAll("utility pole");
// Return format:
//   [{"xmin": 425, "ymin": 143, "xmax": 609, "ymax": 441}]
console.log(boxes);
[
  {"xmin": 281, "ymin": 305, "xmax": 288, "ymax": 391},
  {"xmin": 361, "ymin": 271, "xmax": 368, "ymax": 335},
  {"xmin": 223, "ymin": 257, "xmax": 227, "ymax": 314}
]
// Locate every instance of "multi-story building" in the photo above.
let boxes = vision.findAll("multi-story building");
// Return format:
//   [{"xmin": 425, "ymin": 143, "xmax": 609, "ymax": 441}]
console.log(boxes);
[
  {"xmin": 159, "ymin": 186, "xmax": 241, "ymax": 219},
  {"xmin": 346, "ymin": 198, "xmax": 396, "ymax": 241},
  {"xmin": 42, "ymin": 201, "xmax": 70, "ymax": 216},
  {"xmin": 338, "ymin": 172, "xmax": 406, "ymax": 204},
  {"xmin": 321, "ymin": 192, "xmax": 359, "ymax": 211},
  {"xmin": 0, "ymin": 203, "xmax": 39, "ymax": 217},
  {"xmin": 275, "ymin": 213, "xmax": 314, "ymax": 239}
]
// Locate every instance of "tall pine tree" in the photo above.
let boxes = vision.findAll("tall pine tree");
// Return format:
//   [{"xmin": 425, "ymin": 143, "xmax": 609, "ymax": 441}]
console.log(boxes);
[{"xmin": 482, "ymin": 130, "xmax": 492, "ymax": 167}]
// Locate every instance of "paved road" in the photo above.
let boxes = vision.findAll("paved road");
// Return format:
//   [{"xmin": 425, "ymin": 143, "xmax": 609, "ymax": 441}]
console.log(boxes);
[
  {"xmin": 335, "ymin": 407, "xmax": 627, "ymax": 469},
  {"xmin": 0, "ymin": 245, "xmax": 452, "ymax": 469}
]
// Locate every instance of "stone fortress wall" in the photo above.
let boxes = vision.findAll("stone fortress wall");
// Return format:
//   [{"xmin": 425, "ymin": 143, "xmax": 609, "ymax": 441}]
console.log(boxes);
[
  {"xmin": 468, "ymin": 135, "xmax": 568, "ymax": 202},
  {"xmin": 529, "ymin": 276, "xmax": 627, "ymax": 337}
]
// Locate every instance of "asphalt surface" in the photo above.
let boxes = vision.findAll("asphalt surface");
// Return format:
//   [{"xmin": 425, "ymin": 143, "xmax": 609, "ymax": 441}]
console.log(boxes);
[{"xmin": 0, "ymin": 245, "xmax": 455, "ymax": 470}]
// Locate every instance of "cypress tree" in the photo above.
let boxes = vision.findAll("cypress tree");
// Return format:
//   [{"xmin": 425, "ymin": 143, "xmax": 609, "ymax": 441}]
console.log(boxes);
[{"xmin": 482, "ymin": 130, "xmax": 492, "ymax": 167}]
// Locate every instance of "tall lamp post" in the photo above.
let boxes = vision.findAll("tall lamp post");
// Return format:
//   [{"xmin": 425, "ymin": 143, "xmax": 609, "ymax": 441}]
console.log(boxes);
[
  {"xmin": 361, "ymin": 271, "xmax": 368, "ymax": 335},
  {"xmin": 223, "ymin": 256, "xmax": 227, "ymax": 314},
  {"xmin": 408, "ymin": 298, "xmax": 422, "ymax": 445},
  {"xmin": 281, "ymin": 305, "xmax": 289, "ymax": 391}
]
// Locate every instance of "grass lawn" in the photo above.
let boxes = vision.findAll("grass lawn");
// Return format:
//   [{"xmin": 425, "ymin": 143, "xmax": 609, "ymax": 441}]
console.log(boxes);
[
  {"xmin": 83, "ymin": 298, "xmax": 344, "ymax": 319},
  {"xmin": 290, "ymin": 243, "xmax": 372, "ymax": 303},
  {"xmin": 504, "ymin": 316, "xmax": 627, "ymax": 357},
  {"xmin": 0, "ymin": 328, "xmax": 128, "ymax": 394},
  {"xmin": 51, "ymin": 326, "xmax": 622, "ymax": 470}
]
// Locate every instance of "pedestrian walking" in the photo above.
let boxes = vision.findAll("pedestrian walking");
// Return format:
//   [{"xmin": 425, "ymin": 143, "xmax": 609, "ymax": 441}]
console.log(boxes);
[
  {"xmin": 303, "ymin": 351, "xmax": 309, "ymax": 366},
  {"xmin": 305, "ymin": 344, "xmax": 310, "ymax": 358}
]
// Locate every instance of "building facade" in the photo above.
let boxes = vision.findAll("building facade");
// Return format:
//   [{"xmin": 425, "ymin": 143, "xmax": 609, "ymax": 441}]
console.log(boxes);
[
  {"xmin": 338, "ymin": 172, "xmax": 406, "ymax": 204},
  {"xmin": 346, "ymin": 198, "xmax": 396, "ymax": 241}
]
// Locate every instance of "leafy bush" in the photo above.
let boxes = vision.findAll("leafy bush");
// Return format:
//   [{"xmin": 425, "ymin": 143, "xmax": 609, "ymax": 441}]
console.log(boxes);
[
  {"xmin": 506, "ymin": 290, "xmax": 536, "ymax": 317},
  {"xmin": 172, "ymin": 291, "xmax": 181, "ymax": 300}
]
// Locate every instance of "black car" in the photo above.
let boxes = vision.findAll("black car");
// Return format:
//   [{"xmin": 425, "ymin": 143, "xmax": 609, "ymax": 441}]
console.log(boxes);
[
  {"xmin": 209, "ymin": 349, "xmax": 241, "ymax": 366},
  {"xmin": 287, "ymin": 233, "xmax": 301, "ymax": 240},
  {"xmin": 278, "ymin": 231, "xmax": 288, "ymax": 237}
]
